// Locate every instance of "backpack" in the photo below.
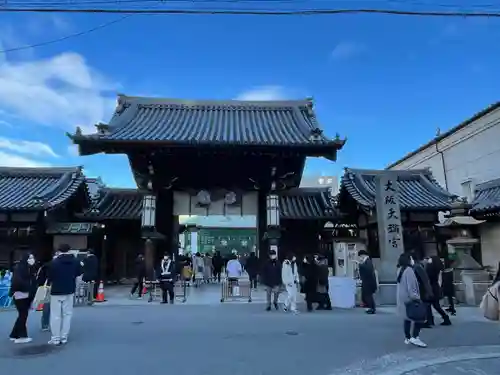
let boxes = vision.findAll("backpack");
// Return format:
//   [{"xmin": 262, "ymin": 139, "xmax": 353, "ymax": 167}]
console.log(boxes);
[{"xmin": 480, "ymin": 283, "xmax": 499, "ymax": 321}]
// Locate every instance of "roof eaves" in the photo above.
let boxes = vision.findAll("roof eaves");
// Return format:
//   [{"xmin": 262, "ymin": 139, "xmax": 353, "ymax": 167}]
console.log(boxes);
[{"xmin": 386, "ymin": 102, "xmax": 500, "ymax": 169}]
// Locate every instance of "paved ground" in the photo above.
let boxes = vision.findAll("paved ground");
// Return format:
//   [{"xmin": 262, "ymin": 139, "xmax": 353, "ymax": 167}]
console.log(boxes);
[{"xmin": 1, "ymin": 301, "xmax": 499, "ymax": 375}]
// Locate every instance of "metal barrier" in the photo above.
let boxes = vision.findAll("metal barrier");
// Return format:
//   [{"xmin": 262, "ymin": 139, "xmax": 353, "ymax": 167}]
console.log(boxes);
[
  {"xmin": 144, "ymin": 279, "xmax": 188, "ymax": 303},
  {"xmin": 0, "ymin": 285, "xmax": 13, "ymax": 310},
  {"xmin": 220, "ymin": 278, "xmax": 252, "ymax": 303},
  {"xmin": 74, "ymin": 281, "xmax": 95, "ymax": 306}
]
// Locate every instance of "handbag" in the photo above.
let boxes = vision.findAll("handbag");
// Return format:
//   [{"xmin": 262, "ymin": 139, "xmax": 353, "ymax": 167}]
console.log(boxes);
[
  {"xmin": 33, "ymin": 282, "xmax": 49, "ymax": 306},
  {"xmin": 480, "ymin": 287, "xmax": 499, "ymax": 321},
  {"xmin": 405, "ymin": 299, "xmax": 427, "ymax": 322}
]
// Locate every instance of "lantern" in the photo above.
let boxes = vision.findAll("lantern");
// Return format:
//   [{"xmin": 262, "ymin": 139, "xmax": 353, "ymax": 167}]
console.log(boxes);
[
  {"xmin": 266, "ymin": 194, "xmax": 280, "ymax": 227},
  {"xmin": 141, "ymin": 195, "xmax": 156, "ymax": 228}
]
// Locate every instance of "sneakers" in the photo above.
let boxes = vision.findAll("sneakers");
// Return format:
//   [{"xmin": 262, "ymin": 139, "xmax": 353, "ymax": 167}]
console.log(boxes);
[
  {"xmin": 409, "ymin": 337, "xmax": 427, "ymax": 348},
  {"xmin": 61, "ymin": 337, "xmax": 68, "ymax": 344},
  {"xmin": 14, "ymin": 337, "xmax": 32, "ymax": 344},
  {"xmin": 48, "ymin": 339, "xmax": 61, "ymax": 345},
  {"xmin": 404, "ymin": 338, "xmax": 410, "ymax": 345}
]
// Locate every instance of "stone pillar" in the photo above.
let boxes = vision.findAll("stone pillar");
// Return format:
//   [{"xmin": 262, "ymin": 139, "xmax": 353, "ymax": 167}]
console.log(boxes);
[{"xmin": 375, "ymin": 173, "xmax": 404, "ymax": 283}]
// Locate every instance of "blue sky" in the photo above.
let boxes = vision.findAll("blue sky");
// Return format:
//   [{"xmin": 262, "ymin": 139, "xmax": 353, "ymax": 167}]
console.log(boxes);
[{"xmin": 0, "ymin": 8, "xmax": 499, "ymax": 188}]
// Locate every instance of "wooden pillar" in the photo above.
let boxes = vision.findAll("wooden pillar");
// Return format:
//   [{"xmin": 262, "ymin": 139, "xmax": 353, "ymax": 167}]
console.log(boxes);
[{"xmin": 256, "ymin": 190, "xmax": 267, "ymax": 259}]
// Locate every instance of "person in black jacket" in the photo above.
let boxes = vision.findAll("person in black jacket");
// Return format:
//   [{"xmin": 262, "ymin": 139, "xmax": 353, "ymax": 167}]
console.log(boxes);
[
  {"xmin": 245, "ymin": 252, "xmax": 259, "ymax": 289},
  {"xmin": 261, "ymin": 250, "xmax": 282, "ymax": 311},
  {"xmin": 411, "ymin": 253, "xmax": 435, "ymax": 329},
  {"xmin": 300, "ymin": 254, "xmax": 318, "ymax": 312},
  {"xmin": 9, "ymin": 253, "xmax": 37, "ymax": 344},
  {"xmin": 316, "ymin": 256, "xmax": 332, "ymax": 310},
  {"xmin": 424, "ymin": 256, "xmax": 451, "ymax": 326},
  {"xmin": 47, "ymin": 244, "xmax": 83, "ymax": 345},
  {"xmin": 82, "ymin": 250, "xmax": 99, "ymax": 299},
  {"xmin": 212, "ymin": 251, "xmax": 224, "ymax": 283},
  {"xmin": 130, "ymin": 254, "xmax": 146, "ymax": 298},
  {"xmin": 358, "ymin": 250, "xmax": 378, "ymax": 314},
  {"xmin": 157, "ymin": 253, "xmax": 176, "ymax": 304},
  {"xmin": 441, "ymin": 257, "xmax": 456, "ymax": 315}
]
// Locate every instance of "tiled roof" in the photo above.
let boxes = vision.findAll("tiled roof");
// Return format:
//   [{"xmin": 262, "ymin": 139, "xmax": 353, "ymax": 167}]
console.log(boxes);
[
  {"xmin": 69, "ymin": 95, "xmax": 345, "ymax": 154},
  {"xmin": 340, "ymin": 168, "xmax": 456, "ymax": 211},
  {"xmin": 81, "ymin": 188, "xmax": 144, "ymax": 220},
  {"xmin": 280, "ymin": 188, "xmax": 338, "ymax": 220},
  {"xmin": 0, "ymin": 167, "xmax": 88, "ymax": 211},
  {"xmin": 470, "ymin": 178, "xmax": 500, "ymax": 215}
]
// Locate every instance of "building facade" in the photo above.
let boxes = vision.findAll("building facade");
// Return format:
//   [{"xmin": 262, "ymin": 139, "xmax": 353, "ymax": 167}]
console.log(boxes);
[{"xmin": 387, "ymin": 103, "xmax": 500, "ymax": 270}]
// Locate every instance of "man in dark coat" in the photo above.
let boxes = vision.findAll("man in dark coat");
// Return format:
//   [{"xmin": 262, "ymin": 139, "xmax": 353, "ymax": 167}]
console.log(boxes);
[
  {"xmin": 130, "ymin": 254, "xmax": 146, "ymax": 298},
  {"xmin": 357, "ymin": 250, "xmax": 377, "ymax": 314},
  {"xmin": 245, "ymin": 252, "xmax": 259, "ymax": 289},
  {"xmin": 82, "ymin": 250, "xmax": 99, "ymax": 299},
  {"xmin": 212, "ymin": 251, "xmax": 224, "ymax": 283},
  {"xmin": 261, "ymin": 250, "xmax": 282, "ymax": 311},
  {"xmin": 316, "ymin": 256, "xmax": 332, "ymax": 310}
]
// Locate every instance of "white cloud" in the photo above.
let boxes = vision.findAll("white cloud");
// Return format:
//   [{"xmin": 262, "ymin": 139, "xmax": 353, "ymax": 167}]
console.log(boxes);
[
  {"xmin": 236, "ymin": 86, "xmax": 289, "ymax": 101},
  {"xmin": 0, "ymin": 120, "xmax": 12, "ymax": 127},
  {"xmin": 0, "ymin": 137, "xmax": 59, "ymax": 158},
  {"xmin": 0, "ymin": 150, "xmax": 50, "ymax": 168},
  {"xmin": 330, "ymin": 42, "xmax": 366, "ymax": 61},
  {"xmin": 0, "ymin": 49, "xmax": 117, "ymax": 134}
]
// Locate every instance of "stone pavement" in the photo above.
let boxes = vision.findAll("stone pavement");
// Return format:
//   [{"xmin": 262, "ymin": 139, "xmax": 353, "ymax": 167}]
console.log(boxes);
[{"xmin": 1, "ymin": 302, "xmax": 499, "ymax": 375}]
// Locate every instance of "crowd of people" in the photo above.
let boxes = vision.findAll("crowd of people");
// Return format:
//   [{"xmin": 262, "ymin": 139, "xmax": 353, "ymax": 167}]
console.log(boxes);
[{"xmin": 6, "ymin": 244, "xmax": 98, "ymax": 345}]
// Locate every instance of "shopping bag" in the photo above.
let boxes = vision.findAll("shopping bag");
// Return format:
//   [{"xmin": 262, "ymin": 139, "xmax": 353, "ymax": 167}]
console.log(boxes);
[
  {"xmin": 33, "ymin": 283, "xmax": 49, "ymax": 306},
  {"xmin": 405, "ymin": 299, "xmax": 427, "ymax": 323},
  {"xmin": 480, "ymin": 287, "xmax": 499, "ymax": 321}
]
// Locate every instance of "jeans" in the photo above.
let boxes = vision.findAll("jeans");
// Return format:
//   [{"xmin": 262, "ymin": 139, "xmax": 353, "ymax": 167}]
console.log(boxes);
[
  {"xmin": 41, "ymin": 302, "xmax": 51, "ymax": 329},
  {"xmin": 265, "ymin": 286, "xmax": 280, "ymax": 306},
  {"xmin": 10, "ymin": 298, "xmax": 31, "ymax": 339},
  {"xmin": 284, "ymin": 284, "xmax": 298, "ymax": 311},
  {"xmin": 404, "ymin": 320, "xmax": 421, "ymax": 339},
  {"xmin": 50, "ymin": 294, "xmax": 74, "ymax": 342}
]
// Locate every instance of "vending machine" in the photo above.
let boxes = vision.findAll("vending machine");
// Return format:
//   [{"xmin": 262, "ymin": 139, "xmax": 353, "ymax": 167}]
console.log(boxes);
[{"xmin": 334, "ymin": 242, "xmax": 359, "ymax": 278}]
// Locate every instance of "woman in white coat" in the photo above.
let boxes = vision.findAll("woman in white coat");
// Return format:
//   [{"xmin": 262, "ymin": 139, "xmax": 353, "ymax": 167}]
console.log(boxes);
[{"xmin": 282, "ymin": 254, "xmax": 299, "ymax": 313}]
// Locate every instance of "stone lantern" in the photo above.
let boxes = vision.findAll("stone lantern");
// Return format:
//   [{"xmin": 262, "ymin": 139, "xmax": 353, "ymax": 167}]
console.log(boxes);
[{"xmin": 435, "ymin": 198, "xmax": 488, "ymax": 304}]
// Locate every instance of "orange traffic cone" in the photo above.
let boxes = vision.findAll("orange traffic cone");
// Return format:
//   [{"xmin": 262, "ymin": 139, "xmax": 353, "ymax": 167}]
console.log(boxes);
[
  {"xmin": 95, "ymin": 281, "xmax": 106, "ymax": 302},
  {"xmin": 36, "ymin": 302, "xmax": 44, "ymax": 311}
]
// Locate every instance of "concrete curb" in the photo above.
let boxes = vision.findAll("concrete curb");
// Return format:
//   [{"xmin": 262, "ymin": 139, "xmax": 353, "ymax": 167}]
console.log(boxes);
[{"xmin": 329, "ymin": 345, "xmax": 500, "ymax": 375}]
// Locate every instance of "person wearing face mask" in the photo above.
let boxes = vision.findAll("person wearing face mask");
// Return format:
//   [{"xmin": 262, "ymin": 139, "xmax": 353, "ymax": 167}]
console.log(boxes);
[
  {"xmin": 357, "ymin": 250, "xmax": 377, "ymax": 314},
  {"xmin": 410, "ymin": 252, "xmax": 434, "ymax": 329},
  {"xmin": 300, "ymin": 254, "xmax": 318, "ymax": 312},
  {"xmin": 9, "ymin": 253, "xmax": 37, "ymax": 344},
  {"xmin": 396, "ymin": 252, "xmax": 427, "ymax": 348},
  {"xmin": 158, "ymin": 253, "xmax": 176, "ymax": 304},
  {"xmin": 37, "ymin": 251, "xmax": 61, "ymax": 332},
  {"xmin": 261, "ymin": 250, "xmax": 282, "ymax": 311},
  {"xmin": 424, "ymin": 256, "xmax": 451, "ymax": 326},
  {"xmin": 282, "ymin": 253, "xmax": 299, "ymax": 313}
]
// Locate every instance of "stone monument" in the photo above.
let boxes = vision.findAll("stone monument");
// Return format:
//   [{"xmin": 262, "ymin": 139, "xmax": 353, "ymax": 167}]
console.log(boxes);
[{"xmin": 435, "ymin": 199, "xmax": 488, "ymax": 305}]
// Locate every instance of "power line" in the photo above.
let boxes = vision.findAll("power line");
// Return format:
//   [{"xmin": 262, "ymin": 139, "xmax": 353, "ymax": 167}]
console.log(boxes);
[
  {"xmin": 0, "ymin": 7, "xmax": 499, "ymax": 17},
  {"xmin": 0, "ymin": 15, "xmax": 132, "ymax": 54}
]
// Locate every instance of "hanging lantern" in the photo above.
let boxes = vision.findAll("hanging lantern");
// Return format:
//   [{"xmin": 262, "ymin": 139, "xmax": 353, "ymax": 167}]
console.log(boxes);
[
  {"xmin": 266, "ymin": 194, "xmax": 280, "ymax": 227},
  {"xmin": 141, "ymin": 195, "xmax": 156, "ymax": 228}
]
